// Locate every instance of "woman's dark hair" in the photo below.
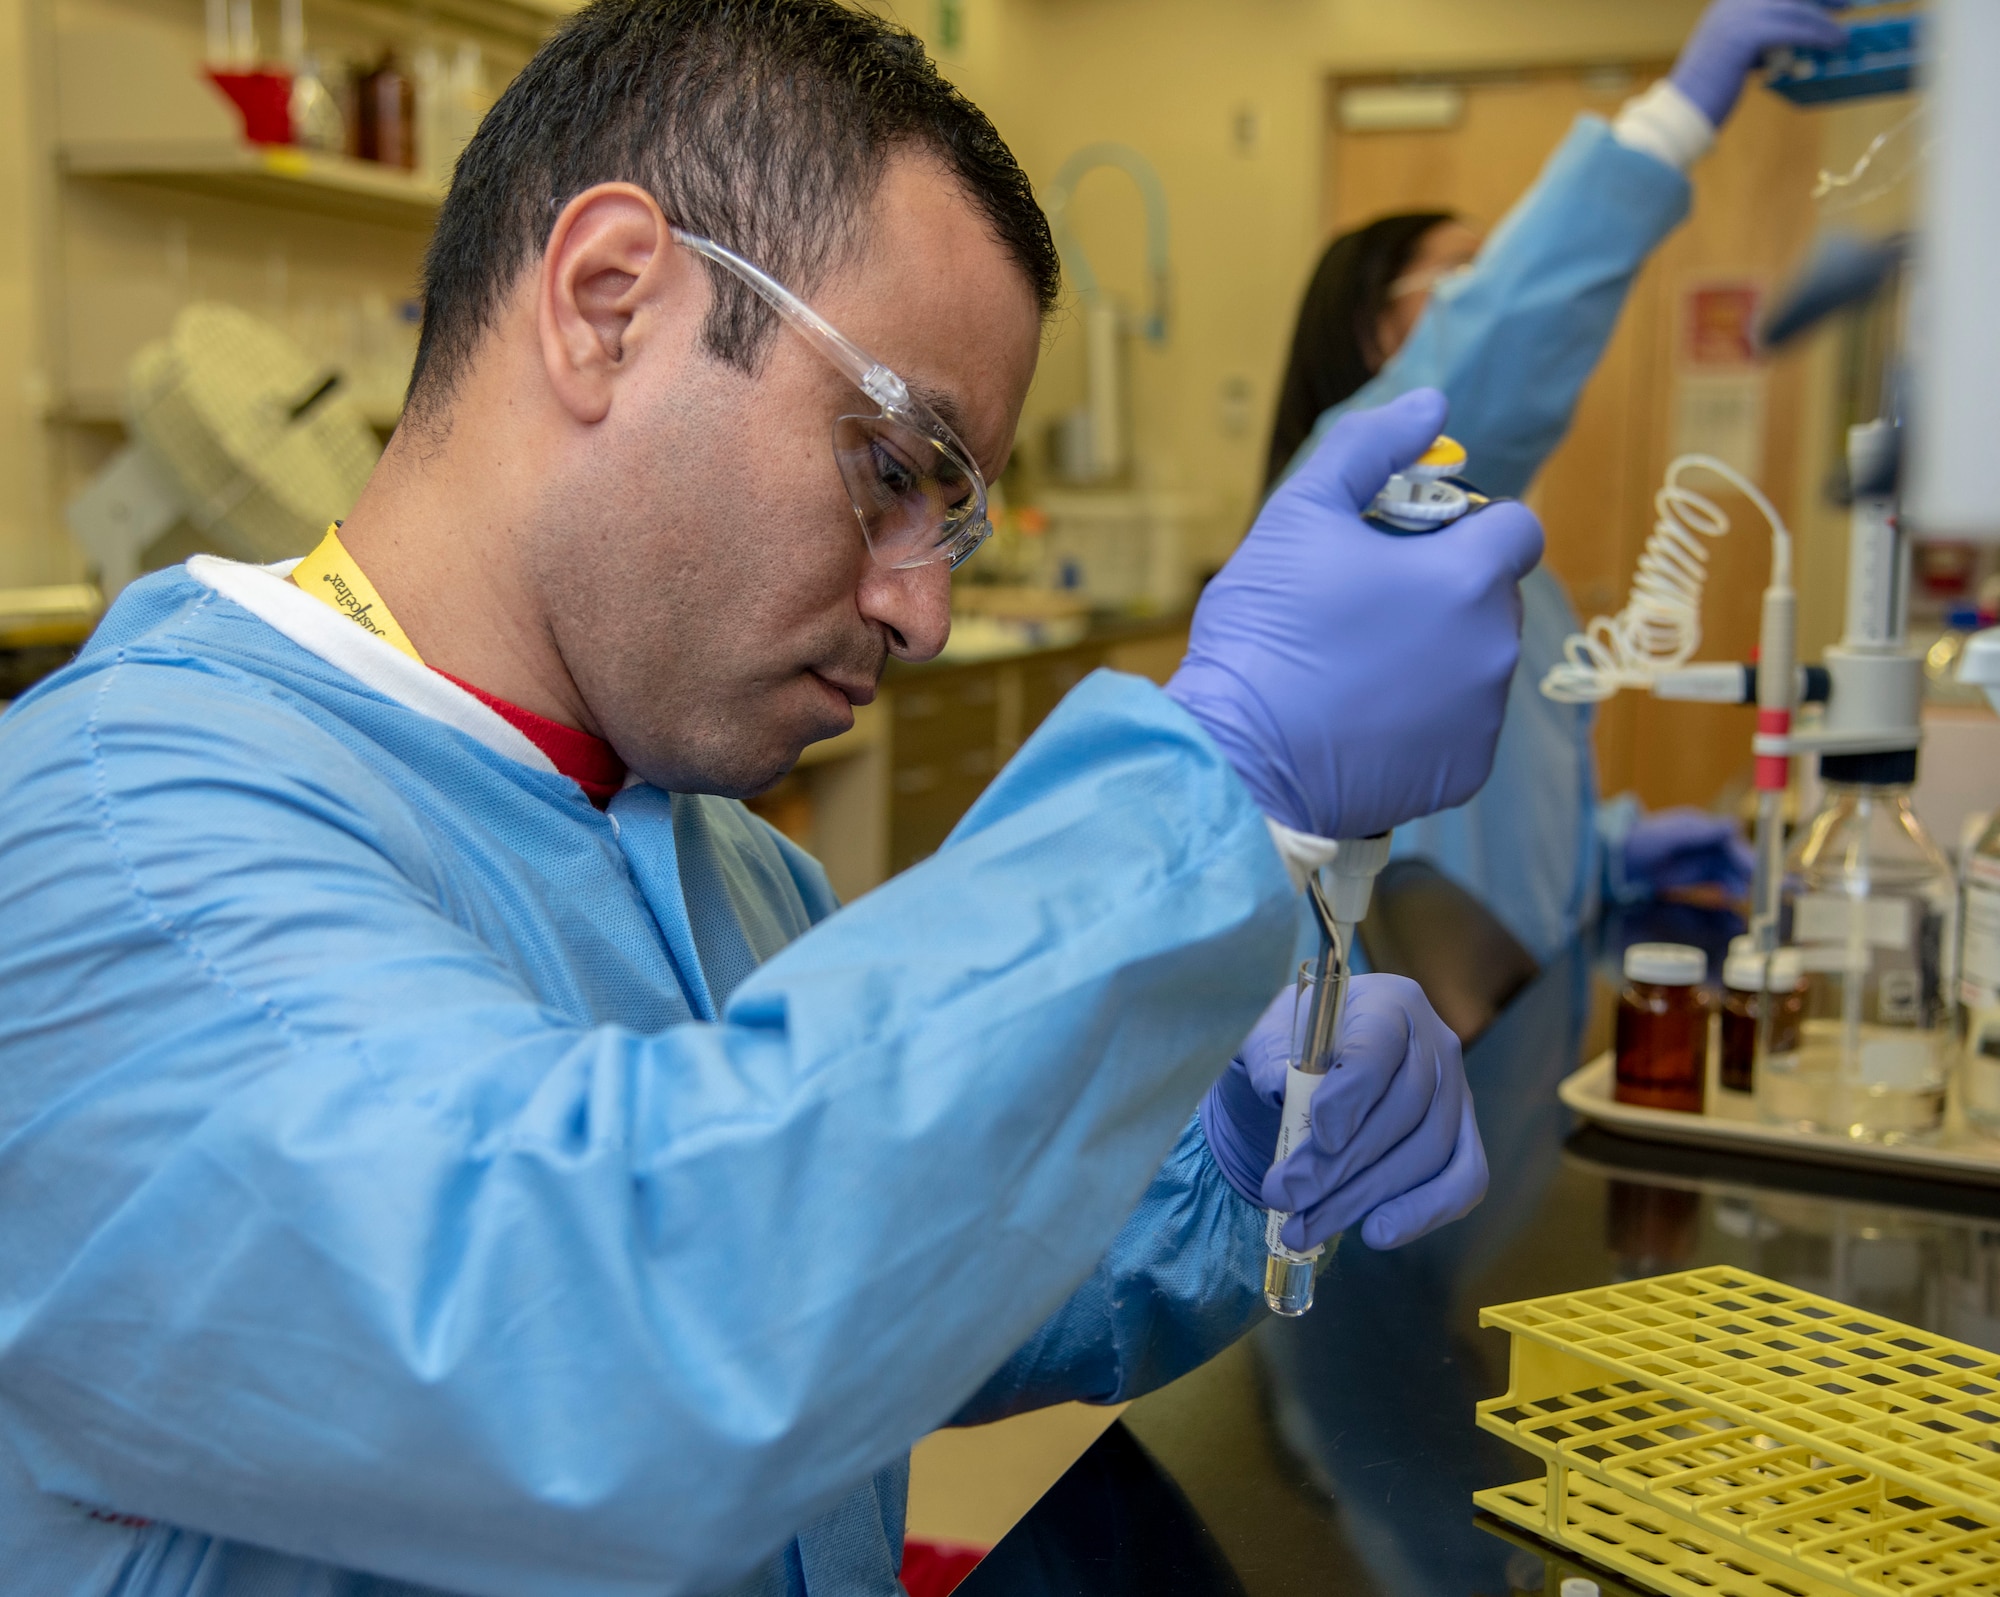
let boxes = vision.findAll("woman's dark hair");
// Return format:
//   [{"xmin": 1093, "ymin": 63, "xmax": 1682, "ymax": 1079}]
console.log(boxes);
[
  {"xmin": 407, "ymin": 0, "xmax": 1060, "ymax": 426},
  {"xmin": 1263, "ymin": 211, "xmax": 1456, "ymax": 490}
]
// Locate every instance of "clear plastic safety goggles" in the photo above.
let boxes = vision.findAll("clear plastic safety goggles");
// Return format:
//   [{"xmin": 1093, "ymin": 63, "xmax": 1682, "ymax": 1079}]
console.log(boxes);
[{"xmin": 675, "ymin": 230, "xmax": 992, "ymax": 570}]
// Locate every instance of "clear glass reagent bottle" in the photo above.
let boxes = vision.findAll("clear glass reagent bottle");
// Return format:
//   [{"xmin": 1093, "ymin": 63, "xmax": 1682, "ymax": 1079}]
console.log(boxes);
[
  {"xmin": 1956, "ymin": 810, "xmax": 2000, "ymax": 1136},
  {"xmin": 1774, "ymin": 751, "xmax": 1953, "ymax": 1143}
]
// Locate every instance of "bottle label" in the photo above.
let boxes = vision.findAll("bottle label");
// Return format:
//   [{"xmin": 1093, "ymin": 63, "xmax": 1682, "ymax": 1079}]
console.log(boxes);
[
  {"xmin": 1963, "ymin": 879, "xmax": 2000, "ymax": 1006},
  {"xmin": 1856, "ymin": 1036, "xmax": 1936, "ymax": 1089},
  {"xmin": 1794, "ymin": 893, "xmax": 1912, "ymax": 952},
  {"xmin": 1965, "ymin": 1049, "xmax": 2000, "ymax": 1117},
  {"xmin": 1880, "ymin": 968, "xmax": 1922, "ymax": 1023}
]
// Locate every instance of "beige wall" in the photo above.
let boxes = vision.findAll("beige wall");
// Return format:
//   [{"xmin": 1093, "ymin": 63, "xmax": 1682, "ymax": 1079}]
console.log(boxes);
[
  {"xmin": 891, "ymin": 0, "xmax": 1708, "ymax": 566},
  {"xmin": 0, "ymin": 0, "xmax": 60, "ymax": 585},
  {"xmin": 1, "ymin": 0, "xmax": 1827, "ymax": 589}
]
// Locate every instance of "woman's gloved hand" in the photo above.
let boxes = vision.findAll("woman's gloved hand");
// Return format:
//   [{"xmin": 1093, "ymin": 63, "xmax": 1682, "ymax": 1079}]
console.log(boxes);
[
  {"xmin": 1620, "ymin": 807, "xmax": 1757, "ymax": 901},
  {"xmin": 1165, "ymin": 388, "xmax": 1543, "ymax": 842},
  {"xmin": 1670, "ymin": 0, "xmax": 1850, "ymax": 127},
  {"xmin": 1198, "ymin": 975, "xmax": 1489, "ymax": 1252}
]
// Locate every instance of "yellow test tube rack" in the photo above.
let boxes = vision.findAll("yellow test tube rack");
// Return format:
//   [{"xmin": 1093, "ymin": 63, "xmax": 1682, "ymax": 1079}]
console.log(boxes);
[{"xmin": 1475, "ymin": 1268, "xmax": 2000, "ymax": 1597}]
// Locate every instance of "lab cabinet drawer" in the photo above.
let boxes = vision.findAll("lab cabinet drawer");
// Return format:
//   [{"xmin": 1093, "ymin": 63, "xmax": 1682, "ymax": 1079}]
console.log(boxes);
[
  {"xmin": 891, "ymin": 669, "xmax": 1000, "ymax": 762},
  {"xmin": 888, "ymin": 665, "xmax": 1002, "ymax": 872},
  {"xmin": 878, "ymin": 629, "xmax": 1175, "ymax": 872},
  {"xmin": 890, "ymin": 749, "xmax": 998, "ymax": 871},
  {"xmin": 1019, "ymin": 646, "xmax": 1103, "ymax": 731},
  {"xmin": 892, "ymin": 747, "xmax": 999, "ymax": 800}
]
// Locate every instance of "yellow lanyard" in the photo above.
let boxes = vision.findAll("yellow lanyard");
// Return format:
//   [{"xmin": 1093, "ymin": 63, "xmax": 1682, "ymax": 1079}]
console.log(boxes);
[{"xmin": 291, "ymin": 524, "xmax": 423, "ymax": 663}]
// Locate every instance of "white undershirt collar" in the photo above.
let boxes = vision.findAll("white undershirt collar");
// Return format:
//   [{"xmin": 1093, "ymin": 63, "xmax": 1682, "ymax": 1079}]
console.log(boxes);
[{"xmin": 185, "ymin": 554, "xmax": 558, "ymax": 775}]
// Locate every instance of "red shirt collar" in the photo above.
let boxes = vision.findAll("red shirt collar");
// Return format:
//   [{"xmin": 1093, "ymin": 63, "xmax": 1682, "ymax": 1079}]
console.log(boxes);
[{"xmin": 433, "ymin": 670, "xmax": 627, "ymax": 808}]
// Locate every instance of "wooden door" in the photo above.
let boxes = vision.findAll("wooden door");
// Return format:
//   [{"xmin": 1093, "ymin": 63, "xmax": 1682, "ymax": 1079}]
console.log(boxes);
[{"xmin": 1325, "ymin": 67, "xmax": 1826, "ymax": 811}]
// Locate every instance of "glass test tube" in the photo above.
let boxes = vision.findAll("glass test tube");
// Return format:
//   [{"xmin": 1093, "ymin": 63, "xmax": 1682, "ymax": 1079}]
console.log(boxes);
[{"xmin": 1263, "ymin": 881, "xmax": 1348, "ymax": 1316}]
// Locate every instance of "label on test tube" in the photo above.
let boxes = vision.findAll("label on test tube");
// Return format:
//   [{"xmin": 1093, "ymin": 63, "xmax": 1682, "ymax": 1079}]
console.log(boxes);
[
  {"xmin": 1273, "ymin": 1065, "xmax": 1318, "ymax": 1167},
  {"xmin": 1264, "ymin": 1065, "xmax": 1323, "ymax": 1261}
]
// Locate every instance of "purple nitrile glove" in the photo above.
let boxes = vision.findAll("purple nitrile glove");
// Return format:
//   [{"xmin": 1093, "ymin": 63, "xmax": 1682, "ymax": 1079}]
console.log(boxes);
[
  {"xmin": 1624, "ymin": 807, "xmax": 1756, "ymax": 898},
  {"xmin": 1165, "ymin": 389, "xmax": 1542, "ymax": 842},
  {"xmin": 1670, "ymin": 0, "xmax": 1851, "ymax": 127},
  {"xmin": 1199, "ymin": 975, "xmax": 1489, "ymax": 1252}
]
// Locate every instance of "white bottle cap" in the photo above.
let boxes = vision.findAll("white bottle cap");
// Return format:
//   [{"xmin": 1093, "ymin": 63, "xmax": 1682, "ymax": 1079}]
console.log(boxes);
[
  {"xmin": 1624, "ymin": 942, "xmax": 1707, "ymax": 986},
  {"xmin": 1560, "ymin": 1580, "xmax": 1601, "ymax": 1597},
  {"xmin": 1723, "ymin": 937, "xmax": 1804, "ymax": 992}
]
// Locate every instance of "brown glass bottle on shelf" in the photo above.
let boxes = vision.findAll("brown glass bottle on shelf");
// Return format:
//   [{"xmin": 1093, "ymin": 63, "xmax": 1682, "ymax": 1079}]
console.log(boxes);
[
  {"xmin": 354, "ymin": 53, "xmax": 417, "ymax": 170},
  {"xmin": 1718, "ymin": 938, "xmax": 1805, "ymax": 1095},
  {"xmin": 1614, "ymin": 942, "xmax": 1711, "ymax": 1114}
]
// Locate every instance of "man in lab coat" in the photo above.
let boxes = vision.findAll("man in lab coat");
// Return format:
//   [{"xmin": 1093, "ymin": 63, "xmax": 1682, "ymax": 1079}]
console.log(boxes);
[{"xmin": 0, "ymin": 3, "xmax": 1540, "ymax": 1593}]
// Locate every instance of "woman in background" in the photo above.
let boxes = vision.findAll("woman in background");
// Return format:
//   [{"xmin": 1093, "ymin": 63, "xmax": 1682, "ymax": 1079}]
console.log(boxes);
[
  {"xmin": 1267, "ymin": 212, "xmax": 1474, "ymax": 490},
  {"xmin": 1267, "ymin": 0, "xmax": 1848, "ymax": 964}
]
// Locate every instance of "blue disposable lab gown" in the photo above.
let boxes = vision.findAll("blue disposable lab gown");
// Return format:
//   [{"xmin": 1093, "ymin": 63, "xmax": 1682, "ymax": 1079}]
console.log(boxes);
[
  {"xmin": 0, "ymin": 560, "xmax": 1292, "ymax": 1597},
  {"xmin": 1290, "ymin": 117, "xmax": 1692, "ymax": 962}
]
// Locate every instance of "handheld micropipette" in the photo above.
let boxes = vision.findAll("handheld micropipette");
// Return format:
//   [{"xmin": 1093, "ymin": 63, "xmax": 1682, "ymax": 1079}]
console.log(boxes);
[{"xmin": 1261, "ymin": 433, "xmax": 1493, "ymax": 1318}]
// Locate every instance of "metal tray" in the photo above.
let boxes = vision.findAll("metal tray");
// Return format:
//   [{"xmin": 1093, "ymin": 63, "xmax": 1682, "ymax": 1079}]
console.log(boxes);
[{"xmin": 1558, "ymin": 1050, "xmax": 2000, "ymax": 1186}]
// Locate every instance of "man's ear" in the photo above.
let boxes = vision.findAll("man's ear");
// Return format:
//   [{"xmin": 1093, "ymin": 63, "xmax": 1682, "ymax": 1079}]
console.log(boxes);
[{"xmin": 538, "ymin": 182, "xmax": 700, "ymax": 425}]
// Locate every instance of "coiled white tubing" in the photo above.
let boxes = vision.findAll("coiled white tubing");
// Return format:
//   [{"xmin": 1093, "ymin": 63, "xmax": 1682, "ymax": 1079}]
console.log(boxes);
[{"xmin": 1540, "ymin": 453, "xmax": 1790, "ymax": 704}]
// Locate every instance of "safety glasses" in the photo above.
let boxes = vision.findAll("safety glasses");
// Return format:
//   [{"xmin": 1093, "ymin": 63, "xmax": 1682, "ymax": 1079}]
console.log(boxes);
[{"xmin": 674, "ymin": 230, "xmax": 992, "ymax": 571}]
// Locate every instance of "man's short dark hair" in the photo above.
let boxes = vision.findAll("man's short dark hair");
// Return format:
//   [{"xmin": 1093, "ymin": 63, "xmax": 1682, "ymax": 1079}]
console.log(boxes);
[{"xmin": 406, "ymin": 0, "xmax": 1059, "ymax": 422}]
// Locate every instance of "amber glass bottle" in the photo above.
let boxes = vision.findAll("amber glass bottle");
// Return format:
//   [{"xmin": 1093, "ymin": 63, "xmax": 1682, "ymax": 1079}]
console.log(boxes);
[
  {"xmin": 1718, "ymin": 938, "xmax": 1805, "ymax": 1095},
  {"xmin": 1615, "ymin": 943, "xmax": 1711, "ymax": 1114}
]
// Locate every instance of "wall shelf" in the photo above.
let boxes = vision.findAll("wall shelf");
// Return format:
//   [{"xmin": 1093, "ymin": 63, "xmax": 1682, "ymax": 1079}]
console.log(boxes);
[
  {"xmin": 49, "ymin": 392, "xmax": 402, "ymax": 434},
  {"xmin": 369, "ymin": 0, "xmax": 578, "ymax": 44},
  {"xmin": 60, "ymin": 141, "xmax": 444, "ymax": 227}
]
